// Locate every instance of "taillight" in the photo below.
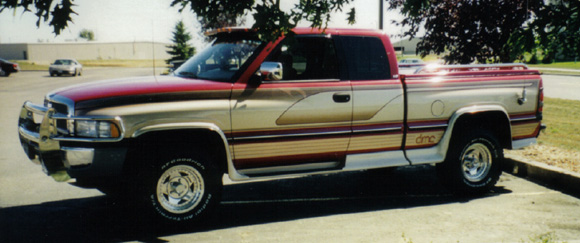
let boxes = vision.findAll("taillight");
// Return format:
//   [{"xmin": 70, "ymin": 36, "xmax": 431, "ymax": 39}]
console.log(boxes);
[{"xmin": 537, "ymin": 79, "xmax": 544, "ymax": 119}]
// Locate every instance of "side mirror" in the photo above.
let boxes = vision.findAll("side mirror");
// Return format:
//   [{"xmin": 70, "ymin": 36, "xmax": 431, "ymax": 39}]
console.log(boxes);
[{"xmin": 260, "ymin": 62, "xmax": 283, "ymax": 81}]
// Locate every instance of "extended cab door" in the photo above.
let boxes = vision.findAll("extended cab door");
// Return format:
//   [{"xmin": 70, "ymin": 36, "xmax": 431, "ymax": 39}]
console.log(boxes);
[
  {"xmin": 230, "ymin": 35, "xmax": 352, "ymax": 176},
  {"xmin": 336, "ymin": 35, "xmax": 409, "ymax": 170}
]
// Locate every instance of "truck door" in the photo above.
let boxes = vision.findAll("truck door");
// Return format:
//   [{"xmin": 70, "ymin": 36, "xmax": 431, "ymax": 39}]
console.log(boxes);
[
  {"xmin": 336, "ymin": 35, "xmax": 409, "ymax": 170},
  {"xmin": 230, "ymin": 35, "xmax": 353, "ymax": 176}
]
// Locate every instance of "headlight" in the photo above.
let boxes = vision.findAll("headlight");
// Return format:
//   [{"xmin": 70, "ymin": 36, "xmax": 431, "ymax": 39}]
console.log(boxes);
[{"xmin": 75, "ymin": 120, "xmax": 120, "ymax": 138}]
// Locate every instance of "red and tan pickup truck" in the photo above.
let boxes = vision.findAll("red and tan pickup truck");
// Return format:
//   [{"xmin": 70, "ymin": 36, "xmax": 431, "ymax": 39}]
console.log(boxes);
[{"xmin": 18, "ymin": 28, "xmax": 544, "ymax": 223}]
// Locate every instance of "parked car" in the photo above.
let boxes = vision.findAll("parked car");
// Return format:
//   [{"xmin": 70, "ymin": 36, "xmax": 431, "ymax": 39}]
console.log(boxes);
[
  {"xmin": 49, "ymin": 59, "xmax": 82, "ymax": 76},
  {"xmin": 398, "ymin": 58, "xmax": 426, "ymax": 68},
  {"xmin": 0, "ymin": 58, "xmax": 20, "ymax": 77}
]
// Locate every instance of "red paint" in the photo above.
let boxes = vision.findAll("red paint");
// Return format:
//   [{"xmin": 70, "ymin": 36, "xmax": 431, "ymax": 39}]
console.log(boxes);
[{"xmin": 53, "ymin": 76, "xmax": 233, "ymax": 102}]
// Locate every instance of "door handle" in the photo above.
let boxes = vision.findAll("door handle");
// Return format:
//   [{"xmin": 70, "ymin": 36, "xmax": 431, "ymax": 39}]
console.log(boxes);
[{"xmin": 333, "ymin": 93, "xmax": 351, "ymax": 103}]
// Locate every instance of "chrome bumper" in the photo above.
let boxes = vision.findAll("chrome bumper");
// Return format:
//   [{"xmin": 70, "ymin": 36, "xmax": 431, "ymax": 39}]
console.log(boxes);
[
  {"xmin": 18, "ymin": 101, "xmax": 127, "ymax": 181},
  {"xmin": 18, "ymin": 101, "xmax": 65, "ymax": 177}
]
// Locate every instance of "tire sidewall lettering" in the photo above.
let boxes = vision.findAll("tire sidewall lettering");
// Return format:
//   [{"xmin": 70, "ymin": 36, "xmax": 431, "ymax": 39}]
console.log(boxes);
[
  {"xmin": 459, "ymin": 137, "xmax": 499, "ymax": 188},
  {"xmin": 150, "ymin": 156, "xmax": 215, "ymax": 222}
]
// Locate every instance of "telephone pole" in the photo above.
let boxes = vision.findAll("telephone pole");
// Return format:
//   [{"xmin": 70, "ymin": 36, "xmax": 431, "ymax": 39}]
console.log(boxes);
[{"xmin": 379, "ymin": 0, "xmax": 384, "ymax": 29}]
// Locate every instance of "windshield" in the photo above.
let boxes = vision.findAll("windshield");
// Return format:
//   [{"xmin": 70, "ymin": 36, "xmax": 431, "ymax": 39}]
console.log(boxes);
[
  {"xmin": 174, "ymin": 38, "xmax": 263, "ymax": 82},
  {"xmin": 55, "ymin": 60, "xmax": 73, "ymax": 65}
]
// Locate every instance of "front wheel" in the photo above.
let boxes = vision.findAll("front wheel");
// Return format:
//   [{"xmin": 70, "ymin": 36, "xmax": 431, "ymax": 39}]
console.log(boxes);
[
  {"xmin": 437, "ymin": 131, "xmax": 502, "ymax": 194},
  {"xmin": 142, "ymin": 153, "xmax": 222, "ymax": 223}
]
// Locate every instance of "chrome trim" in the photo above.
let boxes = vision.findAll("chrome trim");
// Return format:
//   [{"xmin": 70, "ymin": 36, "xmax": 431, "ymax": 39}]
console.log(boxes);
[
  {"xmin": 24, "ymin": 101, "xmax": 49, "ymax": 114},
  {"xmin": 132, "ymin": 122, "xmax": 249, "ymax": 180},
  {"xmin": 46, "ymin": 94, "xmax": 75, "ymax": 116},
  {"xmin": 18, "ymin": 126, "xmax": 40, "ymax": 143}
]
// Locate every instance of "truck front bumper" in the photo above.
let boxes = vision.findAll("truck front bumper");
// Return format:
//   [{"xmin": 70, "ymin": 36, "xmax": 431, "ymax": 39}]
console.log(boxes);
[{"xmin": 18, "ymin": 101, "xmax": 126, "ymax": 181}]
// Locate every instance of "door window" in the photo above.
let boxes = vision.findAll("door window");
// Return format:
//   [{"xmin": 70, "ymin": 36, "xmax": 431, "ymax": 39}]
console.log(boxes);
[
  {"xmin": 266, "ymin": 36, "xmax": 340, "ymax": 81},
  {"xmin": 340, "ymin": 36, "xmax": 391, "ymax": 80}
]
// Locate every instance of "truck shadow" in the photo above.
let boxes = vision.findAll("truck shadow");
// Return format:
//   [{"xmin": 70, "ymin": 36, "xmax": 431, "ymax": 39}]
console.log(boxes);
[{"xmin": 0, "ymin": 165, "xmax": 510, "ymax": 242}]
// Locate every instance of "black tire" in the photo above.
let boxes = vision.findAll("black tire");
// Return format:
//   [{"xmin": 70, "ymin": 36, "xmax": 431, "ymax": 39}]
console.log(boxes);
[
  {"xmin": 437, "ymin": 130, "xmax": 502, "ymax": 194},
  {"xmin": 140, "ymin": 151, "xmax": 222, "ymax": 223},
  {"xmin": 73, "ymin": 69, "xmax": 77, "ymax": 76}
]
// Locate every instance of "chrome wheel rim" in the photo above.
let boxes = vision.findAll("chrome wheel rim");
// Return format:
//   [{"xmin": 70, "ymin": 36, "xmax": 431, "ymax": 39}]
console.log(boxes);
[
  {"xmin": 461, "ymin": 143, "xmax": 492, "ymax": 182},
  {"xmin": 156, "ymin": 165, "xmax": 205, "ymax": 214}
]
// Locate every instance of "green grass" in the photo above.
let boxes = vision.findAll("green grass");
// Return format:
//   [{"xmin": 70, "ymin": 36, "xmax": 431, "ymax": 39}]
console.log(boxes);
[
  {"xmin": 528, "ymin": 62, "xmax": 580, "ymax": 70},
  {"xmin": 15, "ymin": 61, "xmax": 49, "ymax": 71},
  {"xmin": 15, "ymin": 59, "xmax": 169, "ymax": 71},
  {"xmin": 539, "ymin": 97, "xmax": 580, "ymax": 151},
  {"xmin": 79, "ymin": 59, "xmax": 168, "ymax": 68}
]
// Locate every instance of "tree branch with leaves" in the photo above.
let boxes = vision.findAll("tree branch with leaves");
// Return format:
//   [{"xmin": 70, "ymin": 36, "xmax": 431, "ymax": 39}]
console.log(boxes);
[
  {"xmin": 386, "ymin": 0, "xmax": 544, "ymax": 64},
  {"xmin": 0, "ymin": 0, "xmax": 77, "ymax": 35}
]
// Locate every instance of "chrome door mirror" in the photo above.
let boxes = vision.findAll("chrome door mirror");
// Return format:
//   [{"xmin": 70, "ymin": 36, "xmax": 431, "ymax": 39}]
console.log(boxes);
[{"xmin": 260, "ymin": 62, "xmax": 283, "ymax": 81}]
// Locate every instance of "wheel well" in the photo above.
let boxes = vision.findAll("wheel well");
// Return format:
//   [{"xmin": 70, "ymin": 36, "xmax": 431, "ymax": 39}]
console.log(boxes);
[
  {"xmin": 124, "ymin": 129, "xmax": 229, "ymax": 175},
  {"xmin": 451, "ymin": 111, "xmax": 512, "ymax": 149}
]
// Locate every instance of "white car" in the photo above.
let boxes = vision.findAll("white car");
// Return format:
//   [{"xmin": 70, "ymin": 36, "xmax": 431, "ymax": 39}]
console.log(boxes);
[{"xmin": 49, "ymin": 59, "xmax": 83, "ymax": 76}]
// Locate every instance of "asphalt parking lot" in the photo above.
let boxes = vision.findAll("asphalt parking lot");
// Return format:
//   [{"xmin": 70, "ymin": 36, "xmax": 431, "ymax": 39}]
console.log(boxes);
[{"xmin": 1, "ymin": 68, "xmax": 579, "ymax": 242}]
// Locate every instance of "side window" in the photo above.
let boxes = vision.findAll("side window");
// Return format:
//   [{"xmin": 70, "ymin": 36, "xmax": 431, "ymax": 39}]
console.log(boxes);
[
  {"xmin": 266, "ymin": 36, "xmax": 339, "ymax": 81},
  {"xmin": 341, "ymin": 36, "xmax": 391, "ymax": 80}
]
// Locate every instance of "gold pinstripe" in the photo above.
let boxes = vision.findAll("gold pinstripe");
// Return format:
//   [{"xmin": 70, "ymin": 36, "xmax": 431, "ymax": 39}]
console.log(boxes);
[
  {"xmin": 512, "ymin": 122, "xmax": 539, "ymax": 138},
  {"xmin": 348, "ymin": 133, "xmax": 403, "ymax": 151},
  {"xmin": 233, "ymin": 137, "xmax": 350, "ymax": 159}
]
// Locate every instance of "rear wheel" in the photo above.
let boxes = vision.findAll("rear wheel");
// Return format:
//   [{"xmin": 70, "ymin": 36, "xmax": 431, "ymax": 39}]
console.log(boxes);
[{"xmin": 437, "ymin": 131, "xmax": 502, "ymax": 194}]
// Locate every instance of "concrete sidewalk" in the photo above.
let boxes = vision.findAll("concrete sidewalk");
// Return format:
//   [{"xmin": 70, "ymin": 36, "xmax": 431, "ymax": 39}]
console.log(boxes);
[{"xmin": 504, "ymin": 154, "xmax": 580, "ymax": 196}]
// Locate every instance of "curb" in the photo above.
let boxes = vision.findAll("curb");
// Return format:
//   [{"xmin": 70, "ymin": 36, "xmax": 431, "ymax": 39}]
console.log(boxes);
[{"xmin": 503, "ymin": 154, "xmax": 580, "ymax": 196}]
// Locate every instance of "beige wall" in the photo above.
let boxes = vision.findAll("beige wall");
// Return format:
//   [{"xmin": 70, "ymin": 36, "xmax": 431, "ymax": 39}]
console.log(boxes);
[
  {"xmin": 392, "ymin": 38, "xmax": 422, "ymax": 55},
  {"xmin": 0, "ymin": 42, "xmax": 170, "ymax": 62},
  {"xmin": 0, "ymin": 44, "xmax": 29, "ymax": 60}
]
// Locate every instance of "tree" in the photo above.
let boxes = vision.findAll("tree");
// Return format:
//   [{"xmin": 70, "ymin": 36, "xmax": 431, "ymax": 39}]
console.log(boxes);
[
  {"xmin": 2, "ymin": 0, "xmax": 355, "ymax": 43},
  {"xmin": 0, "ymin": 0, "xmax": 77, "ymax": 35},
  {"xmin": 79, "ymin": 29, "xmax": 95, "ymax": 41},
  {"xmin": 386, "ymin": 0, "xmax": 543, "ymax": 64},
  {"xmin": 529, "ymin": 0, "xmax": 580, "ymax": 62},
  {"xmin": 166, "ymin": 20, "xmax": 195, "ymax": 64},
  {"xmin": 170, "ymin": 0, "xmax": 356, "ymax": 42}
]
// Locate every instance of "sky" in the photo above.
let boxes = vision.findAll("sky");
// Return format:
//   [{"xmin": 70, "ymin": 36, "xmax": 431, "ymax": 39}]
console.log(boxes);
[{"xmin": 0, "ymin": 0, "xmax": 404, "ymax": 49}]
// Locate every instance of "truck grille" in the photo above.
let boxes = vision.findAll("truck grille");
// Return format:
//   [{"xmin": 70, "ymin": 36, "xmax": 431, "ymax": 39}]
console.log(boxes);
[
  {"xmin": 47, "ymin": 101, "xmax": 71, "ymax": 135},
  {"xmin": 51, "ymin": 102, "xmax": 69, "ymax": 115}
]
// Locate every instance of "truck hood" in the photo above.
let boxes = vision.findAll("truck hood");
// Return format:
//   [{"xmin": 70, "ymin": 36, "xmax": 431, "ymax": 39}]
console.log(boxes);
[{"xmin": 49, "ymin": 75, "xmax": 233, "ymax": 111}]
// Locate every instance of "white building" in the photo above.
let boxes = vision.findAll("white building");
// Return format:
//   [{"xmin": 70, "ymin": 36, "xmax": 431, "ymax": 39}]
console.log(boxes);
[{"xmin": 0, "ymin": 42, "xmax": 170, "ymax": 62}]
